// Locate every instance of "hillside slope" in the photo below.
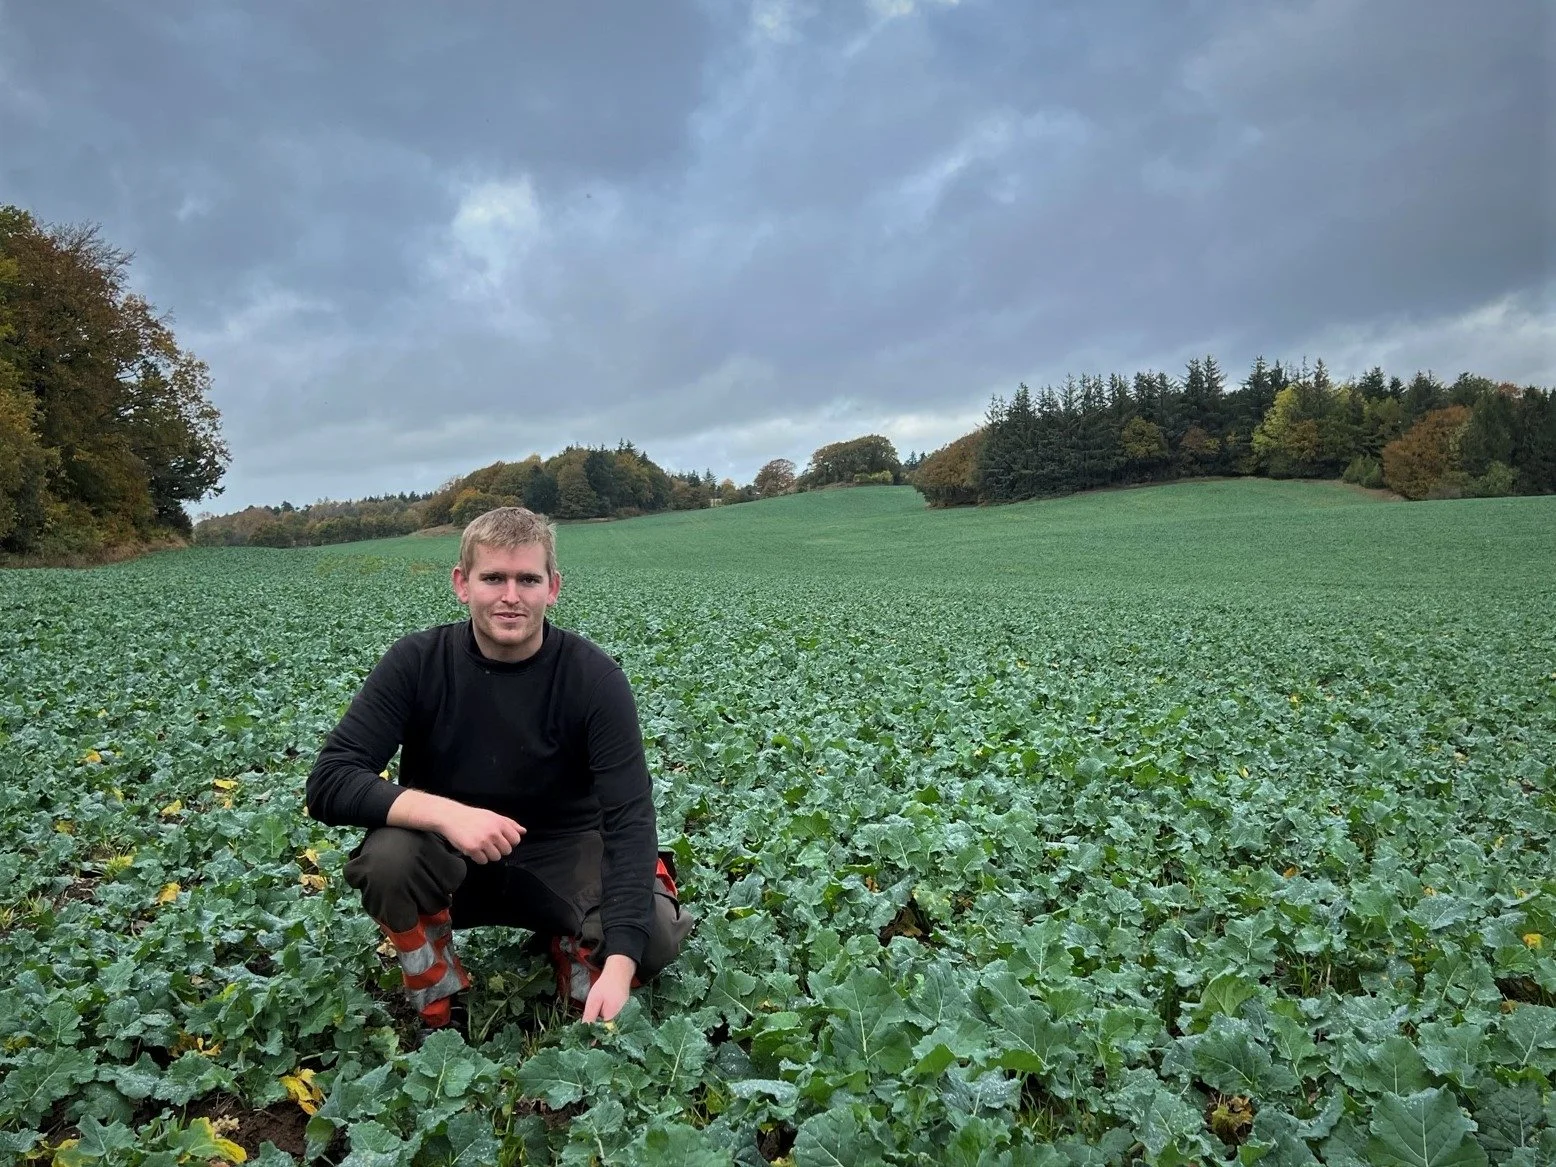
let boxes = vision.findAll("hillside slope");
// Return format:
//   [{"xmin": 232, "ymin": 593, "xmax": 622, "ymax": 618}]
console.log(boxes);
[{"xmin": 342, "ymin": 479, "xmax": 1556, "ymax": 598}]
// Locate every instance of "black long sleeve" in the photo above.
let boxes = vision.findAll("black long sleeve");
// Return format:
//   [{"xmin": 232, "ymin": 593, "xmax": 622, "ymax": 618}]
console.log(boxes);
[{"xmin": 306, "ymin": 620, "xmax": 658, "ymax": 965}]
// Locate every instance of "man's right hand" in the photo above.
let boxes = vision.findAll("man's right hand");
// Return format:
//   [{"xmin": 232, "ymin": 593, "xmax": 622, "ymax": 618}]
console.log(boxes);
[
  {"xmin": 440, "ymin": 804, "xmax": 526, "ymax": 863},
  {"xmin": 385, "ymin": 788, "xmax": 525, "ymax": 863}
]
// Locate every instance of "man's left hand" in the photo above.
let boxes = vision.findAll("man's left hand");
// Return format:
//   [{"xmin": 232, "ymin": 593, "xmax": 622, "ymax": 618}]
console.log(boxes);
[{"xmin": 582, "ymin": 954, "xmax": 637, "ymax": 1023}]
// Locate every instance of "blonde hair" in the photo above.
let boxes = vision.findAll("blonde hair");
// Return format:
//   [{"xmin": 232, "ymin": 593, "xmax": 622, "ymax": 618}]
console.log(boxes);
[{"xmin": 458, "ymin": 507, "xmax": 558, "ymax": 577}]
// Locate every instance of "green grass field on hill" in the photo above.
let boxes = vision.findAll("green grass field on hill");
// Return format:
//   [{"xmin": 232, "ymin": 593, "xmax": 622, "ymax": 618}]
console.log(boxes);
[
  {"xmin": 384, "ymin": 479, "xmax": 1556, "ymax": 594},
  {"xmin": 1, "ymin": 480, "xmax": 1552, "ymax": 1165}
]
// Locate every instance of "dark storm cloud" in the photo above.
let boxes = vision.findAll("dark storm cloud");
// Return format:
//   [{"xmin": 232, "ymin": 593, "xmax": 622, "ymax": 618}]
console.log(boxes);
[
  {"xmin": 2, "ymin": 0, "xmax": 712, "ymax": 315},
  {"xmin": 1, "ymin": 0, "xmax": 1550, "ymax": 509}
]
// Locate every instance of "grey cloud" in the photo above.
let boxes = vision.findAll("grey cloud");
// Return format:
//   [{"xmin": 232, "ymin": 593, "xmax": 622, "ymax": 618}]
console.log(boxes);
[{"xmin": 2, "ymin": 0, "xmax": 1550, "ymax": 509}]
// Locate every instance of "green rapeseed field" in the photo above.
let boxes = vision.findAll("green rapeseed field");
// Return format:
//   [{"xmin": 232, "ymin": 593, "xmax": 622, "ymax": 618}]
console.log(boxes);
[{"xmin": 2, "ymin": 482, "xmax": 1553, "ymax": 1165}]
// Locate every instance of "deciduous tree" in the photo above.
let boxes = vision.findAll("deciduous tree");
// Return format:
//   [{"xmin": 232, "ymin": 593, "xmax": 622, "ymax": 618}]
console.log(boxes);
[
  {"xmin": 0, "ymin": 206, "xmax": 229, "ymax": 555},
  {"xmin": 1382, "ymin": 406, "xmax": 1470, "ymax": 499},
  {"xmin": 753, "ymin": 458, "xmax": 796, "ymax": 497}
]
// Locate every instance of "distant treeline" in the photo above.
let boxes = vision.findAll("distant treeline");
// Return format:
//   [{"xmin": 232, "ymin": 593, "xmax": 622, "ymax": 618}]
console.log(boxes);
[
  {"xmin": 911, "ymin": 358, "xmax": 1556, "ymax": 506},
  {"xmin": 193, "ymin": 444, "xmax": 738, "ymax": 548},
  {"xmin": 194, "ymin": 361, "xmax": 1556, "ymax": 550},
  {"xmin": 193, "ymin": 433, "xmax": 915, "ymax": 548},
  {"xmin": 1, "ymin": 207, "xmax": 229, "ymax": 558}
]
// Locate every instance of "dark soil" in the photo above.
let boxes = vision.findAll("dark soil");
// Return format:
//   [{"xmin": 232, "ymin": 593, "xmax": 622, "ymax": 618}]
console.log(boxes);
[{"xmin": 187, "ymin": 1094, "xmax": 312, "ymax": 1158}]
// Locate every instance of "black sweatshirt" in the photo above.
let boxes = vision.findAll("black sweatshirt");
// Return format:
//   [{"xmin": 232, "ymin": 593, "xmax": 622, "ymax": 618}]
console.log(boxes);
[{"xmin": 307, "ymin": 619, "xmax": 658, "ymax": 966}]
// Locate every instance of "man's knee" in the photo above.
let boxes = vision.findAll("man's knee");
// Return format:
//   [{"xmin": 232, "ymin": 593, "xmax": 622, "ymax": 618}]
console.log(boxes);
[
  {"xmin": 344, "ymin": 827, "xmax": 466, "ymax": 931},
  {"xmin": 637, "ymin": 893, "xmax": 695, "ymax": 982}
]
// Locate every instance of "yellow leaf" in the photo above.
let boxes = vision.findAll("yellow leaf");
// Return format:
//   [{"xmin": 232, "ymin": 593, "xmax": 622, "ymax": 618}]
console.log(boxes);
[
  {"xmin": 1283, "ymin": 866, "xmax": 1299, "ymax": 878},
  {"xmin": 82, "ymin": 749, "xmax": 102, "ymax": 764},
  {"xmin": 169, "ymin": 1032, "xmax": 222, "ymax": 1058},
  {"xmin": 299, "ymin": 847, "xmax": 321, "ymax": 869},
  {"xmin": 220, "ymin": 797, "xmax": 234, "ymax": 809},
  {"xmin": 156, "ymin": 882, "xmax": 181, "ymax": 905},
  {"xmin": 51, "ymin": 1138, "xmax": 84, "ymax": 1167},
  {"xmin": 54, "ymin": 820, "xmax": 74, "ymax": 835},
  {"xmin": 213, "ymin": 777, "xmax": 239, "ymax": 791},
  {"xmin": 103, "ymin": 852, "xmax": 135, "ymax": 878},
  {"xmin": 110, "ymin": 787, "xmax": 123, "ymax": 800},
  {"xmin": 1239, "ymin": 765, "xmax": 1249, "ymax": 778},
  {"xmin": 299, "ymin": 872, "xmax": 327, "ymax": 892},
  {"xmin": 281, "ymin": 1067, "xmax": 324, "ymax": 1116},
  {"xmin": 188, "ymin": 1117, "xmax": 247, "ymax": 1163},
  {"xmin": 1525, "ymin": 933, "xmax": 1544, "ymax": 950},
  {"xmin": 1423, "ymin": 886, "xmax": 1436, "ymax": 896},
  {"xmin": 159, "ymin": 799, "xmax": 183, "ymax": 818},
  {"xmin": 380, "ymin": 768, "xmax": 390, "ymax": 779}
]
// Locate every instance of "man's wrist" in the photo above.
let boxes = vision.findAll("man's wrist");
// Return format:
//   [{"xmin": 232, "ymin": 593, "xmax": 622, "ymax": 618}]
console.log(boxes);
[
  {"xmin": 385, "ymin": 788, "xmax": 457, "ymax": 832},
  {"xmin": 602, "ymin": 953, "xmax": 637, "ymax": 984}
]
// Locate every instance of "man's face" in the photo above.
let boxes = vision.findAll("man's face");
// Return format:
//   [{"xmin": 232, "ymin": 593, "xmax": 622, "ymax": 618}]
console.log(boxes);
[{"xmin": 451, "ymin": 542, "xmax": 560, "ymax": 663}]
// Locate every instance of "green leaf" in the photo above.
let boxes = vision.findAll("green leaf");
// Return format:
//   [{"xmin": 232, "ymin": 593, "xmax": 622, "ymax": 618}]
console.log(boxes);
[
  {"xmin": 727, "ymin": 1078, "xmax": 799, "ymax": 1109},
  {"xmin": 824, "ymin": 968, "xmax": 915, "ymax": 1076},
  {"xmin": 637, "ymin": 1121, "xmax": 731, "ymax": 1167},
  {"xmin": 1421, "ymin": 951, "xmax": 1503, "ymax": 1022},
  {"xmin": 1266, "ymin": 1010, "xmax": 1324, "ymax": 1080},
  {"xmin": 1409, "ymin": 896, "xmax": 1477, "ymax": 933},
  {"xmin": 1191, "ymin": 1015, "xmax": 1299, "ymax": 1100},
  {"xmin": 645, "ymin": 1015, "xmax": 713, "ymax": 1091},
  {"xmin": 1111, "ymin": 1068, "xmax": 1213, "ymax": 1159},
  {"xmin": 1495, "ymin": 1004, "xmax": 1556, "ymax": 1074},
  {"xmin": 4, "ymin": 1048, "xmax": 100, "ymax": 1125},
  {"xmin": 913, "ymin": 1041, "xmax": 958, "ymax": 1076},
  {"xmin": 989, "ymin": 998, "xmax": 1076, "ymax": 1081},
  {"xmin": 153, "ymin": 1051, "xmax": 234, "ymax": 1105},
  {"xmin": 905, "ymin": 960, "xmax": 973, "ymax": 1029},
  {"xmin": 517, "ymin": 1047, "xmax": 615, "ymax": 1109},
  {"xmin": 315, "ymin": 1061, "xmax": 393, "ymax": 1123},
  {"xmin": 1193, "ymin": 974, "xmax": 1258, "ymax": 1031},
  {"xmin": 1248, "ymin": 1108, "xmax": 1324, "ymax": 1167},
  {"xmin": 1019, "ymin": 919, "xmax": 1075, "ymax": 982},
  {"xmin": 440, "ymin": 1111, "xmax": 501, "ymax": 1166},
  {"xmin": 1340, "ymin": 1035, "xmax": 1432, "ymax": 1096},
  {"xmin": 1418, "ymin": 1021, "xmax": 1487, "ymax": 1088},
  {"xmin": 561, "ymin": 1099, "xmax": 630, "ymax": 1165},
  {"xmin": 943, "ymin": 1067, "xmax": 1022, "ymax": 1115},
  {"xmin": 1323, "ymin": 1113, "xmax": 1376, "ymax": 1167},
  {"xmin": 745, "ymin": 1010, "xmax": 810, "ymax": 1069},
  {"xmin": 71, "ymin": 1115, "xmax": 138, "ymax": 1158},
  {"xmin": 1365, "ymin": 1089, "xmax": 1489, "ymax": 1167},
  {"xmin": 404, "ymin": 1029, "xmax": 493, "ymax": 1104},
  {"xmin": 706, "ymin": 967, "xmax": 761, "ymax": 1024},
  {"xmin": 1472, "ymin": 1079, "xmax": 1547, "ymax": 1157},
  {"xmin": 106, "ymin": 1054, "xmax": 162, "ymax": 1101},
  {"xmin": 339, "ymin": 1119, "xmax": 419, "ymax": 1167},
  {"xmin": 793, "ymin": 1106, "xmax": 883, "ymax": 1167},
  {"xmin": 0, "ymin": 1131, "xmax": 42, "ymax": 1158}
]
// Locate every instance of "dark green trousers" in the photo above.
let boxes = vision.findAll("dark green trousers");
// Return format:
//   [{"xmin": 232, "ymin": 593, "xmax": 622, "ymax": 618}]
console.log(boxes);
[{"xmin": 342, "ymin": 826, "xmax": 693, "ymax": 979}]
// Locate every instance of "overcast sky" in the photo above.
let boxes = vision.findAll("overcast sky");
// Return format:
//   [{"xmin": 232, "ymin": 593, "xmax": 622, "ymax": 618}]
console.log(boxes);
[{"xmin": 2, "ymin": 0, "xmax": 1552, "ymax": 511}]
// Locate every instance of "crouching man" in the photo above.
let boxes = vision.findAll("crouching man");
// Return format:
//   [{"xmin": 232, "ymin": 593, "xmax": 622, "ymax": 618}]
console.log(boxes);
[{"xmin": 306, "ymin": 507, "xmax": 693, "ymax": 1035}]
